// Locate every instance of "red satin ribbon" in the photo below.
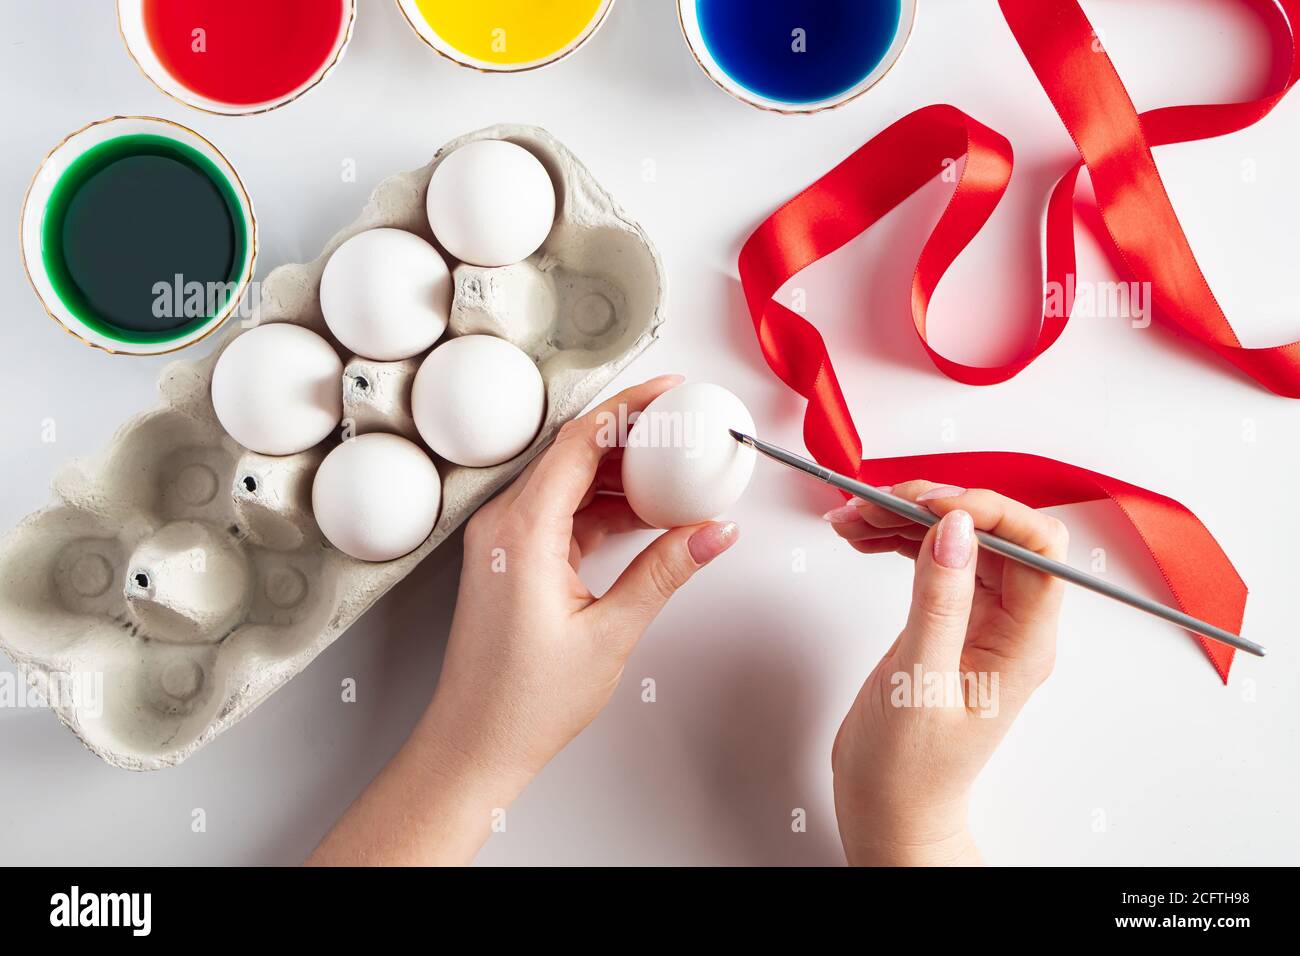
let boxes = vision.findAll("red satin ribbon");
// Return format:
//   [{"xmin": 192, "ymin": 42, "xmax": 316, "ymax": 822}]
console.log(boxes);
[{"xmin": 739, "ymin": 0, "xmax": 1300, "ymax": 680}]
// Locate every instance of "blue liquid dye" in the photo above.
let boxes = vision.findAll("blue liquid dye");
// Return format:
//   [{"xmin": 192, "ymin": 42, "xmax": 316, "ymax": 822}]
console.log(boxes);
[{"xmin": 696, "ymin": 0, "xmax": 902, "ymax": 106}]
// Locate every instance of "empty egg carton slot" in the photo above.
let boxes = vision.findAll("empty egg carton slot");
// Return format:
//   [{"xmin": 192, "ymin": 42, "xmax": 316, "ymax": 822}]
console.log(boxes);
[{"xmin": 0, "ymin": 124, "xmax": 664, "ymax": 770}]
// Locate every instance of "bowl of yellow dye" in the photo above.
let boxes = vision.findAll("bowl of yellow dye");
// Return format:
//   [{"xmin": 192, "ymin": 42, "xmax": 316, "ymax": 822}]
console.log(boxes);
[{"xmin": 396, "ymin": 0, "xmax": 615, "ymax": 72}]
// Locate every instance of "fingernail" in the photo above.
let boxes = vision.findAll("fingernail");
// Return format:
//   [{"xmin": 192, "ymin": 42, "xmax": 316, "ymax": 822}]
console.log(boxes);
[
  {"xmin": 661, "ymin": 374, "xmax": 685, "ymax": 386},
  {"xmin": 689, "ymin": 521, "xmax": 738, "ymax": 564},
  {"xmin": 822, "ymin": 498, "xmax": 863, "ymax": 523},
  {"xmin": 917, "ymin": 485, "xmax": 966, "ymax": 503},
  {"xmin": 933, "ymin": 510, "xmax": 974, "ymax": 569},
  {"xmin": 877, "ymin": 485, "xmax": 893, "ymax": 495}
]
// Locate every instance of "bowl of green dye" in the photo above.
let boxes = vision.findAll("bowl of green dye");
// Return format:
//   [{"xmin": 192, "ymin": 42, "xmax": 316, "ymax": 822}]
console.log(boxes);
[{"xmin": 20, "ymin": 116, "xmax": 257, "ymax": 355}]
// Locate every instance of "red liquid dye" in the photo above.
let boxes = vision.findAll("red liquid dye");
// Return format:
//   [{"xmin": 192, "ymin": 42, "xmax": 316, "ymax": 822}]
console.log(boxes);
[{"xmin": 143, "ymin": 0, "xmax": 348, "ymax": 106}]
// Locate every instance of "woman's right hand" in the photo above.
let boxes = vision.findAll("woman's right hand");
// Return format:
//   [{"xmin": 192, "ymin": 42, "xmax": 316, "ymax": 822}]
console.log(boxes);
[{"xmin": 823, "ymin": 482, "xmax": 1068, "ymax": 866}]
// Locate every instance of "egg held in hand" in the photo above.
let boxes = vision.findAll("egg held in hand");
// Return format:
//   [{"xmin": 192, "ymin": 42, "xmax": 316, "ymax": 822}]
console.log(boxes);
[
  {"xmin": 426, "ymin": 139, "xmax": 556, "ymax": 267},
  {"xmin": 412, "ymin": 334, "xmax": 546, "ymax": 467},
  {"xmin": 319, "ymin": 227, "xmax": 452, "ymax": 361},
  {"xmin": 621, "ymin": 383, "xmax": 756, "ymax": 529},
  {"xmin": 211, "ymin": 323, "xmax": 343, "ymax": 456},
  {"xmin": 311, "ymin": 433, "xmax": 442, "ymax": 563}
]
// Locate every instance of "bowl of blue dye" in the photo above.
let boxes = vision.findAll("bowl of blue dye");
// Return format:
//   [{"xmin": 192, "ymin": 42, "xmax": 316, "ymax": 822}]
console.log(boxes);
[{"xmin": 679, "ymin": 0, "xmax": 916, "ymax": 113}]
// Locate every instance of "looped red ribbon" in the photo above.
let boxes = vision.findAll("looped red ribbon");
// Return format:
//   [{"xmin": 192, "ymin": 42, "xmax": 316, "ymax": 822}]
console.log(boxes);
[{"xmin": 739, "ymin": 0, "xmax": 1300, "ymax": 680}]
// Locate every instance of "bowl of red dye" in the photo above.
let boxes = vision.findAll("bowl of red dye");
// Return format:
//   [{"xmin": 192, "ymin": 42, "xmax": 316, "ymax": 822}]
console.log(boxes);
[{"xmin": 117, "ymin": 0, "xmax": 356, "ymax": 115}]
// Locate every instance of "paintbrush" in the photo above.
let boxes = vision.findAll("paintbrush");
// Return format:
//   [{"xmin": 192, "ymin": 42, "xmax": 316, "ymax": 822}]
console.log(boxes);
[{"xmin": 730, "ymin": 429, "xmax": 1265, "ymax": 659}]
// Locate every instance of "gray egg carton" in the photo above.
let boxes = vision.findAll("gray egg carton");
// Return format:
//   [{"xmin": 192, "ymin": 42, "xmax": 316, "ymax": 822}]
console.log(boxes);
[{"xmin": 0, "ymin": 124, "xmax": 665, "ymax": 770}]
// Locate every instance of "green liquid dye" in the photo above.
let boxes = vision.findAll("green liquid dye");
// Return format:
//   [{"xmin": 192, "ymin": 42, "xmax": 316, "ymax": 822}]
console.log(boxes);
[{"xmin": 41, "ymin": 134, "xmax": 248, "ymax": 346}]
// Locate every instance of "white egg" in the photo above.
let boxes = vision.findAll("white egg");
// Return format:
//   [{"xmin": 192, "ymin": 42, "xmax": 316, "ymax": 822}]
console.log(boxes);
[
  {"xmin": 411, "ymin": 335, "xmax": 545, "ymax": 467},
  {"xmin": 426, "ymin": 140, "xmax": 556, "ymax": 267},
  {"xmin": 211, "ymin": 323, "xmax": 343, "ymax": 456},
  {"xmin": 311, "ymin": 433, "xmax": 442, "ymax": 562},
  {"xmin": 320, "ymin": 228, "xmax": 451, "ymax": 361},
  {"xmin": 621, "ymin": 383, "xmax": 756, "ymax": 529}
]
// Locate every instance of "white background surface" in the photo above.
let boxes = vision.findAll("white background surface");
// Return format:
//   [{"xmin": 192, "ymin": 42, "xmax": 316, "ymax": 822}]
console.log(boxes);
[{"xmin": 2, "ymin": 0, "xmax": 1297, "ymax": 866}]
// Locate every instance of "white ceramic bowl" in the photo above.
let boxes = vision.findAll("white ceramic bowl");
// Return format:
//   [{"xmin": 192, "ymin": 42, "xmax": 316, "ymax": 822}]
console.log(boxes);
[
  {"xmin": 20, "ymin": 116, "xmax": 257, "ymax": 356},
  {"xmin": 116, "ymin": 0, "xmax": 356, "ymax": 115},
  {"xmin": 677, "ymin": 0, "xmax": 917, "ymax": 114},
  {"xmin": 395, "ymin": 0, "xmax": 615, "ymax": 72}
]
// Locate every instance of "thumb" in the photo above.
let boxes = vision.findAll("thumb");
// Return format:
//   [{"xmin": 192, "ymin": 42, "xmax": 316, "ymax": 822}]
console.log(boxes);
[
  {"xmin": 594, "ymin": 520, "xmax": 739, "ymax": 643},
  {"xmin": 899, "ymin": 510, "xmax": 977, "ymax": 673}
]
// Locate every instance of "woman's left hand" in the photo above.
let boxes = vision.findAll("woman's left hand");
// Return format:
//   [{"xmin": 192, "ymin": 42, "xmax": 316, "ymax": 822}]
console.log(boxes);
[{"xmin": 309, "ymin": 375, "xmax": 739, "ymax": 865}]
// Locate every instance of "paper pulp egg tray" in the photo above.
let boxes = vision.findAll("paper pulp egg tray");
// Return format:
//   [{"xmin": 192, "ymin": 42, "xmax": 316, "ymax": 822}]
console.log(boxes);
[{"xmin": 0, "ymin": 124, "xmax": 665, "ymax": 770}]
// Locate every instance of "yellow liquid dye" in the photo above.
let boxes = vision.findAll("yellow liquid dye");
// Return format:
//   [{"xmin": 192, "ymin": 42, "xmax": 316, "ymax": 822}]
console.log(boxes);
[{"xmin": 413, "ymin": 0, "xmax": 606, "ymax": 66}]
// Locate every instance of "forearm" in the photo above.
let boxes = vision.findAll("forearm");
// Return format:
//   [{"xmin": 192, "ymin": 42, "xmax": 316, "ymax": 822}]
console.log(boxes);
[
  {"xmin": 842, "ymin": 824, "xmax": 982, "ymax": 866},
  {"xmin": 835, "ymin": 792, "xmax": 982, "ymax": 867},
  {"xmin": 307, "ymin": 706, "xmax": 532, "ymax": 866}
]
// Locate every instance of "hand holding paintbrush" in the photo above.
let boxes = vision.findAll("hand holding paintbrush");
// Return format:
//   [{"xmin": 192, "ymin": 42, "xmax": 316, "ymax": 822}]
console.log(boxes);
[{"xmin": 733, "ymin": 431, "xmax": 1264, "ymax": 659}]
